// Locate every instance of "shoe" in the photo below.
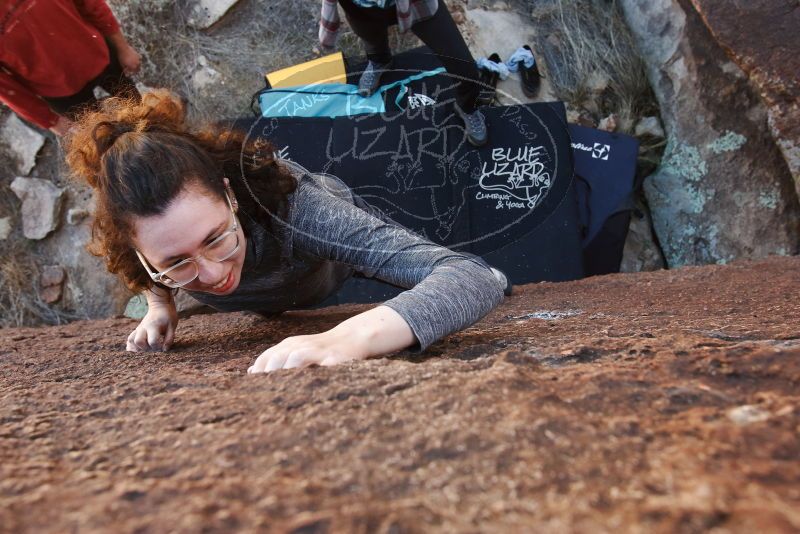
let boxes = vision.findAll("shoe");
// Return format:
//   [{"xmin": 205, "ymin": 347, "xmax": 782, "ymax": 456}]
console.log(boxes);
[
  {"xmin": 358, "ymin": 59, "xmax": 392, "ymax": 97},
  {"xmin": 490, "ymin": 267, "xmax": 513, "ymax": 296},
  {"xmin": 455, "ymin": 104, "xmax": 488, "ymax": 147},
  {"xmin": 520, "ymin": 45, "xmax": 541, "ymax": 98},
  {"xmin": 476, "ymin": 52, "xmax": 502, "ymax": 106}
]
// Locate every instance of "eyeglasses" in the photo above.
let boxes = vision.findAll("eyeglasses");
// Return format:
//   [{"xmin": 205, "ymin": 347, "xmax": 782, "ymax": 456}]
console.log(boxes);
[{"xmin": 135, "ymin": 191, "xmax": 240, "ymax": 289}]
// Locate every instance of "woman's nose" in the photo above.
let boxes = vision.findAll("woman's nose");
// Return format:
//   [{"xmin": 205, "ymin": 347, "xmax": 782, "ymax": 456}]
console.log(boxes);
[{"xmin": 195, "ymin": 256, "xmax": 226, "ymax": 285}]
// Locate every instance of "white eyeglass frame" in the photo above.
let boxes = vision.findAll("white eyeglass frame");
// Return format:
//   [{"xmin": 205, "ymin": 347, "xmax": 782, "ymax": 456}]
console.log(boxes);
[{"xmin": 135, "ymin": 191, "xmax": 240, "ymax": 289}]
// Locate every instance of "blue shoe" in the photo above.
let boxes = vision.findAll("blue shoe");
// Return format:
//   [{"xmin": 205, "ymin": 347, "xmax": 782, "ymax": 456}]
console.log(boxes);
[
  {"xmin": 455, "ymin": 104, "xmax": 489, "ymax": 147},
  {"xmin": 358, "ymin": 60, "xmax": 392, "ymax": 97}
]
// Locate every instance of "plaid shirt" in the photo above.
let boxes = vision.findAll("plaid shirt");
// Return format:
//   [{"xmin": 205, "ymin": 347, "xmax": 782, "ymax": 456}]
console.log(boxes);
[{"xmin": 319, "ymin": 0, "xmax": 439, "ymax": 50}]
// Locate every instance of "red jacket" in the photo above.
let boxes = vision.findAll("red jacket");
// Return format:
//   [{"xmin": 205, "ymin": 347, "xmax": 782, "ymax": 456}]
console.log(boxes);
[{"xmin": 0, "ymin": 0, "xmax": 120, "ymax": 128}]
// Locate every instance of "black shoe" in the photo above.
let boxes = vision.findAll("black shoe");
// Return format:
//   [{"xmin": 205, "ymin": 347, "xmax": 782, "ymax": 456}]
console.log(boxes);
[
  {"xmin": 490, "ymin": 267, "xmax": 513, "ymax": 296},
  {"xmin": 455, "ymin": 104, "xmax": 488, "ymax": 147},
  {"xmin": 520, "ymin": 45, "xmax": 541, "ymax": 98},
  {"xmin": 476, "ymin": 52, "xmax": 501, "ymax": 106},
  {"xmin": 358, "ymin": 59, "xmax": 392, "ymax": 97}
]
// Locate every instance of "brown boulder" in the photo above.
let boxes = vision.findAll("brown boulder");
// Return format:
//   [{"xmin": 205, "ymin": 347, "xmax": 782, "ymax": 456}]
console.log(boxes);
[
  {"xmin": 688, "ymin": 0, "xmax": 800, "ymax": 197},
  {"xmin": 1, "ymin": 256, "xmax": 799, "ymax": 531},
  {"xmin": 39, "ymin": 265, "xmax": 65, "ymax": 304}
]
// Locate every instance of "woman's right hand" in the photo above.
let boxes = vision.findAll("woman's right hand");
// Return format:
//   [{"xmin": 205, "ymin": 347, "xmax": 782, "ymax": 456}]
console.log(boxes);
[{"xmin": 126, "ymin": 301, "xmax": 178, "ymax": 352}]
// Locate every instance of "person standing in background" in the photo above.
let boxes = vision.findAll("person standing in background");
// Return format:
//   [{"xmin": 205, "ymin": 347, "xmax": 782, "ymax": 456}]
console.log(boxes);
[
  {"xmin": 0, "ymin": 0, "xmax": 142, "ymax": 136},
  {"xmin": 319, "ymin": 0, "xmax": 489, "ymax": 147}
]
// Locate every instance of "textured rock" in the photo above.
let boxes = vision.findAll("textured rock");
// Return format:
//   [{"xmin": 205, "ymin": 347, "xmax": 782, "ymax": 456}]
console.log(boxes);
[
  {"xmin": 618, "ymin": 0, "xmax": 800, "ymax": 267},
  {"xmin": 688, "ymin": 0, "xmax": 800, "ymax": 197},
  {"xmin": 191, "ymin": 55, "xmax": 222, "ymax": 93},
  {"xmin": 186, "ymin": 0, "xmax": 240, "ymax": 29},
  {"xmin": 39, "ymin": 265, "xmax": 66, "ymax": 304},
  {"xmin": 40, "ymin": 265, "xmax": 65, "ymax": 287},
  {"xmin": 9, "ymin": 177, "xmax": 65, "ymax": 240},
  {"xmin": 598, "ymin": 113, "xmax": 618, "ymax": 132},
  {"xmin": 0, "ymin": 113, "xmax": 45, "ymax": 175},
  {"xmin": 1, "ymin": 256, "xmax": 799, "ymax": 532},
  {"xmin": 124, "ymin": 294, "xmax": 148, "ymax": 319},
  {"xmin": 634, "ymin": 116, "xmax": 665, "ymax": 139},
  {"xmin": 620, "ymin": 199, "xmax": 666, "ymax": 272},
  {"xmin": 30, "ymin": 184, "xmax": 131, "ymax": 320},
  {"xmin": 586, "ymin": 70, "xmax": 610, "ymax": 93},
  {"xmin": 66, "ymin": 208, "xmax": 90, "ymax": 225},
  {"xmin": 0, "ymin": 216, "xmax": 11, "ymax": 240},
  {"xmin": 727, "ymin": 405, "xmax": 771, "ymax": 426}
]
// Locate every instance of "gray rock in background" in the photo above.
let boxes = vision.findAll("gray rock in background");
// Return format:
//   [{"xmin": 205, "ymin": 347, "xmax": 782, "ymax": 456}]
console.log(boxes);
[
  {"xmin": 124, "ymin": 294, "xmax": 149, "ymax": 320},
  {"xmin": 191, "ymin": 55, "xmax": 223, "ymax": 94},
  {"xmin": 187, "ymin": 0, "xmax": 240, "ymax": 29},
  {"xmin": 36, "ymin": 184, "xmax": 132, "ymax": 319},
  {"xmin": 620, "ymin": 198, "xmax": 667, "ymax": 273},
  {"xmin": 66, "ymin": 208, "xmax": 90, "ymax": 225},
  {"xmin": 635, "ymin": 116, "xmax": 665, "ymax": 139},
  {"xmin": 124, "ymin": 290, "xmax": 214, "ymax": 320},
  {"xmin": 688, "ymin": 0, "xmax": 800, "ymax": 201},
  {"xmin": 0, "ymin": 114, "xmax": 46, "ymax": 175},
  {"xmin": 618, "ymin": 0, "xmax": 800, "ymax": 267},
  {"xmin": 40, "ymin": 265, "xmax": 66, "ymax": 304},
  {"xmin": 0, "ymin": 217, "xmax": 11, "ymax": 240},
  {"xmin": 10, "ymin": 176, "xmax": 64, "ymax": 240}
]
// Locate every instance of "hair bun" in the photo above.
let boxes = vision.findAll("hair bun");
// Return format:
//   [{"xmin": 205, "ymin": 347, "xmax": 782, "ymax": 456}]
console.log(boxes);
[{"xmin": 64, "ymin": 90, "xmax": 189, "ymax": 189}]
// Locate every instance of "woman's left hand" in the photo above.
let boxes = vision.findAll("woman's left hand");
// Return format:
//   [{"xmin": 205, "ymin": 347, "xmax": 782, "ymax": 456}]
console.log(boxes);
[{"xmin": 247, "ymin": 329, "xmax": 369, "ymax": 374}]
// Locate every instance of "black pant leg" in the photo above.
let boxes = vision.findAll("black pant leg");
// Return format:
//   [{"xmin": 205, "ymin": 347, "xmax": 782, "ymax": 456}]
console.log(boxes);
[
  {"xmin": 96, "ymin": 39, "xmax": 141, "ymax": 101},
  {"xmin": 337, "ymin": 0, "xmax": 395, "ymax": 64},
  {"xmin": 41, "ymin": 80, "xmax": 98, "ymax": 120},
  {"xmin": 410, "ymin": 0, "xmax": 481, "ymax": 113}
]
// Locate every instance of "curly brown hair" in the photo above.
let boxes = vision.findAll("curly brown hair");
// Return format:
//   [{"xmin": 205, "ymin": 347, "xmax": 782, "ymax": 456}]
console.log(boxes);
[{"xmin": 64, "ymin": 89, "xmax": 297, "ymax": 293}]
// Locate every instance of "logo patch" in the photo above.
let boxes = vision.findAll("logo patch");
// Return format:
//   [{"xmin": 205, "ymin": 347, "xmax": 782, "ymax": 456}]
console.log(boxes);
[
  {"xmin": 592, "ymin": 143, "xmax": 611, "ymax": 160},
  {"xmin": 407, "ymin": 93, "xmax": 436, "ymax": 109}
]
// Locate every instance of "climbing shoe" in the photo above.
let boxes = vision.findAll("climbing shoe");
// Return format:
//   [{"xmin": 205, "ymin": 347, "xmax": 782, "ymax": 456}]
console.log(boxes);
[
  {"xmin": 455, "ymin": 104, "xmax": 488, "ymax": 147},
  {"xmin": 358, "ymin": 59, "xmax": 392, "ymax": 97}
]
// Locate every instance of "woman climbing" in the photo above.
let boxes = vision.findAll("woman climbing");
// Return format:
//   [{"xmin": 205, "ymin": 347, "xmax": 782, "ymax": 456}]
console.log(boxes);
[{"xmin": 64, "ymin": 90, "xmax": 509, "ymax": 374}]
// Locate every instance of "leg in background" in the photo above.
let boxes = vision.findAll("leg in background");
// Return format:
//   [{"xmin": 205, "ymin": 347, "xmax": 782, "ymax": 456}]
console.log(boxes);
[
  {"xmin": 410, "ymin": 0, "xmax": 480, "ymax": 113},
  {"xmin": 337, "ymin": 0, "xmax": 395, "ymax": 64}
]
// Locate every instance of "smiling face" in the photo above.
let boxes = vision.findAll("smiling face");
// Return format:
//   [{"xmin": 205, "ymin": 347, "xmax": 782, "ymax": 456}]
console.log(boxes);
[{"xmin": 132, "ymin": 182, "xmax": 247, "ymax": 295}]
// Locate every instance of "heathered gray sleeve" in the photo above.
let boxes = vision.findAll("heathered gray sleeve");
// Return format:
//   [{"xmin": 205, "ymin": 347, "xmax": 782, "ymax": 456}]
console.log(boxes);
[{"xmin": 288, "ymin": 176, "xmax": 505, "ymax": 351}]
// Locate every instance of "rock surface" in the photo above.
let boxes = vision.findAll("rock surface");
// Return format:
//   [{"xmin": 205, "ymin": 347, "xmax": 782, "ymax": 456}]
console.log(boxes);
[
  {"xmin": 0, "ymin": 114, "xmax": 45, "ymax": 175},
  {"xmin": 618, "ymin": 0, "xmax": 800, "ymax": 267},
  {"xmin": 0, "ymin": 216, "xmax": 11, "ymax": 240},
  {"xmin": 186, "ymin": 0, "xmax": 240, "ymax": 29},
  {"xmin": 9, "ymin": 176, "xmax": 64, "ymax": 240},
  {"xmin": 598, "ymin": 113, "xmax": 618, "ymax": 132},
  {"xmin": 1, "ymin": 256, "xmax": 799, "ymax": 532},
  {"xmin": 191, "ymin": 55, "xmax": 222, "ymax": 93},
  {"xmin": 634, "ymin": 116, "xmax": 665, "ymax": 139},
  {"xmin": 688, "ymin": 0, "xmax": 800, "ymax": 197},
  {"xmin": 620, "ymin": 199, "xmax": 667, "ymax": 272},
  {"xmin": 39, "ymin": 265, "xmax": 66, "ymax": 304}
]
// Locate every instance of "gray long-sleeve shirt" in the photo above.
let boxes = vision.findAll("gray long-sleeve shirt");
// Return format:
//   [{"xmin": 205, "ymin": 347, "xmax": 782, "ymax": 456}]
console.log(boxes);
[{"xmin": 186, "ymin": 160, "xmax": 504, "ymax": 351}]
